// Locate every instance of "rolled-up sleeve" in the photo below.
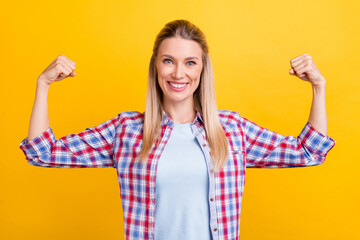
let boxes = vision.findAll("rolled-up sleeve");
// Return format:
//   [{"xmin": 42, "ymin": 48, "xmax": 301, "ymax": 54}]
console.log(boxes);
[
  {"xmin": 19, "ymin": 113, "xmax": 121, "ymax": 168},
  {"xmin": 235, "ymin": 112, "xmax": 336, "ymax": 168}
]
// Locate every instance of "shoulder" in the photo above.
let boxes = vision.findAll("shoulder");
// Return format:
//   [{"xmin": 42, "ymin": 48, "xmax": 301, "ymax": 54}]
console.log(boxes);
[
  {"xmin": 217, "ymin": 109, "xmax": 243, "ymax": 126},
  {"xmin": 218, "ymin": 110, "xmax": 264, "ymax": 130},
  {"xmin": 117, "ymin": 111, "xmax": 144, "ymax": 127}
]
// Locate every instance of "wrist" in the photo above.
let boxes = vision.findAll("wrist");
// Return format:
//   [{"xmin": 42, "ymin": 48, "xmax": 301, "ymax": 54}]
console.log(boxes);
[
  {"xmin": 312, "ymin": 83, "xmax": 325, "ymax": 89},
  {"xmin": 312, "ymin": 80, "xmax": 326, "ymax": 90},
  {"xmin": 37, "ymin": 76, "xmax": 51, "ymax": 90},
  {"xmin": 312, "ymin": 83, "xmax": 326, "ymax": 96},
  {"xmin": 36, "ymin": 82, "xmax": 50, "ymax": 96}
]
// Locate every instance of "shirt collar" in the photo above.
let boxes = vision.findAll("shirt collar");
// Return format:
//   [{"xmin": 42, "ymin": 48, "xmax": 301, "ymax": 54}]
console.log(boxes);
[{"xmin": 161, "ymin": 109, "xmax": 204, "ymax": 128}]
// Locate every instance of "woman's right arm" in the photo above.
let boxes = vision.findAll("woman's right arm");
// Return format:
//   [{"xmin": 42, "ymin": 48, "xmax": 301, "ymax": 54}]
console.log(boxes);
[
  {"xmin": 28, "ymin": 55, "xmax": 76, "ymax": 141},
  {"xmin": 20, "ymin": 55, "xmax": 120, "ymax": 168}
]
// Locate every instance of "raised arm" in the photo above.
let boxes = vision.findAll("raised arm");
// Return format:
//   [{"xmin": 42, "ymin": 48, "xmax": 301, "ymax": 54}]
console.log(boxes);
[
  {"xmin": 19, "ymin": 55, "xmax": 120, "ymax": 168},
  {"xmin": 289, "ymin": 53, "xmax": 327, "ymax": 135},
  {"xmin": 28, "ymin": 55, "xmax": 76, "ymax": 141},
  {"xmin": 237, "ymin": 53, "xmax": 336, "ymax": 168}
]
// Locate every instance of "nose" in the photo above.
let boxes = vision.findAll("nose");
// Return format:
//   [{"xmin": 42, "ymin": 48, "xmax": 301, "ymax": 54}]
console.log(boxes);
[{"xmin": 172, "ymin": 63, "xmax": 185, "ymax": 79}]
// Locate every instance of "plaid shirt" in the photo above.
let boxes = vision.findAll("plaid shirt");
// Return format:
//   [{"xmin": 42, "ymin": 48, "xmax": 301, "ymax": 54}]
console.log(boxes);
[{"xmin": 19, "ymin": 110, "xmax": 336, "ymax": 240}]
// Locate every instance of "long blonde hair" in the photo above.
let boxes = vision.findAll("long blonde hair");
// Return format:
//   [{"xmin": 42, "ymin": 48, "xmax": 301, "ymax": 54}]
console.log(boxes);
[{"xmin": 138, "ymin": 19, "xmax": 228, "ymax": 171}]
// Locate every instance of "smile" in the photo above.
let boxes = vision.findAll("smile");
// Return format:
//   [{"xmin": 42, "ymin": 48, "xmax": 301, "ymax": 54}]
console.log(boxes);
[{"xmin": 167, "ymin": 81, "xmax": 189, "ymax": 91}]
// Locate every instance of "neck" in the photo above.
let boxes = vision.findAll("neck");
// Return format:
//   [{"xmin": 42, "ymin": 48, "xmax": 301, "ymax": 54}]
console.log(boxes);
[{"xmin": 163, "ymin": 98, "xmax": 196, "ymax": 124}]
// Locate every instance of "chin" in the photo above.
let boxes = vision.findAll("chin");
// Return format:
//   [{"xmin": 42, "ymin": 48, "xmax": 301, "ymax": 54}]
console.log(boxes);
[{"xmin": 164, "ymin": 94, "xmax": 191, "ymax": 104}]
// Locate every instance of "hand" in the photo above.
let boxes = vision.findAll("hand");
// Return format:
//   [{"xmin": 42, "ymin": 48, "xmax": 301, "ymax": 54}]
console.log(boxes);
[
  {"xmin": 289, "ymin": 53, "xmax": 326, "ymax": 87},
  {"xmin": 37, "ymin": 55, "xmax": 76, "ymax": 86}
]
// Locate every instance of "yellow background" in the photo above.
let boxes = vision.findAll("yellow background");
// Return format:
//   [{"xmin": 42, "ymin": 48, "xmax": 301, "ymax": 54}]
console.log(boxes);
[{"xmin": 1, "ymin": 0, "xmax": 359, "ymax": 239}]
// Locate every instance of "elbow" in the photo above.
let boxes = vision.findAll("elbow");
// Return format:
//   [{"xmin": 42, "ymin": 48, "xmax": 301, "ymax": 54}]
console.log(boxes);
[
  {"xmin": 304, "ymin": 154, "xmax": 326, "ymax": 166},
  {"xmin": 25, "ymin": 154, "xmax": 52, "ymax": 167},
  {"xmin": 26, "ymin": 158, "xmax": 43, "ymax": 167}
]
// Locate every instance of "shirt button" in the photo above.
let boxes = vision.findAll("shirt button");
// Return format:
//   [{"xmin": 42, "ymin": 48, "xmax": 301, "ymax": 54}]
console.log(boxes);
[
  {"xmin": 202, "ymin": 143, "xmax": 206, "ymax": 147},
  {"xmin": 210, "ymin": 197, "xmax": 214, "ymax": 201},
  {"xmin": 210, "ymin": 169, "xmax": 214, "ymax": 173},
  {"xmin": 213, "ymin": 227, "xmax": 218, "ymax": 232}
]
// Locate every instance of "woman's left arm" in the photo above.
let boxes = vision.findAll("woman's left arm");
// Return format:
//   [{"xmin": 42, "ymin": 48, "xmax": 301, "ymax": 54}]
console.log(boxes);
[
  {"xmin": 236, "ymin": 54, "xmax": 336, "ymax": 168},
  {"xmin": 289, "ymin": 53, "xmax": 327, "ymax": 136}
]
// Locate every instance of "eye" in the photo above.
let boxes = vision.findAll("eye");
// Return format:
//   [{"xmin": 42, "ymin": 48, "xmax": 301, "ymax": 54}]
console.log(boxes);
[
  {"xmin": 163, "ymin": 59, "xmax": 173, "ymax": 64},
  {"xmin": 187, "ymin": 61, "xmax": 196, "ymax": 66}
]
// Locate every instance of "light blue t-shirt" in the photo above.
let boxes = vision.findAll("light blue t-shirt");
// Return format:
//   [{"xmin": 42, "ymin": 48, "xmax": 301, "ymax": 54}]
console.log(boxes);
[{"xmin": 155, "ymin": 122, "xmax": 211, "ymax": 239}]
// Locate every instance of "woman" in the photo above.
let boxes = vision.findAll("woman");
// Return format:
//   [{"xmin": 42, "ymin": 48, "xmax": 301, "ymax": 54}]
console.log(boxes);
[{"xmin": 19, "ymin": 19, "xmax": 336, "ymax": 240}]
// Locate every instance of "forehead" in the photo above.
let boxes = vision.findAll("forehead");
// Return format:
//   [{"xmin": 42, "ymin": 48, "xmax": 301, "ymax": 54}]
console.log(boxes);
[{"xmin": 158, "ymin": 37, "xmax": 203, "ymax": 58}]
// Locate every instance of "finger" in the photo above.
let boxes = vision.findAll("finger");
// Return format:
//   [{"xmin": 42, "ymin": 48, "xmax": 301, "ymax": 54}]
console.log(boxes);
[
  {"xmin": 57, "ymin": 64, "xmax": 71, "ymax": 77},
  {"xmin": 293, "ymin": 69, "xmax": 307, "ymax": 78},
  {"xmin": 293, "ymin": 61, "xmax": 310, "ymax": 72},
  {"xmin": 294, "ymin": 66, "xmax": 311, "ymax": 78},
  {"xmin": 63, "ymin": 58, "xmax": 75, "ymax": 69},
  {"xmin": 58, "ymin": 55, "xmax": 76, "ymax": 68},
  {"xmin": 290, "ymin": 57, "xmax": 305, "ymax": 68},
  {"xmin": 61, "ymin": 62, "xmax": 73, "ymax": 75},
  {"xmin": 63, "ymin": 60, "xmax": 75, "ymax": 72},
  {"xmin": 298, "ymin": 73, "xmax": 307, "ymax": 78},
  {"xmin": 67, "ymin": 59, "xmax": 76, "ymax": 68},
  {"xmin": 67, "ymin": 58, "xmax": 76, "ymax": 66},
  {"xmin": 289, "ymin": 69, "xmax": 295, "ymax": 75},
  {"xmin": 290, "ymin": 53, "xmax": 306, "ymax": 62}
]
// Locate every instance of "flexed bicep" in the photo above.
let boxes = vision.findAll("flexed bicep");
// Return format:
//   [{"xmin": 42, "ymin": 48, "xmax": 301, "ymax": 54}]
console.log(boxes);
[
  {"xmin": 19, "ymin": 113, "xmax": 121, "ymax": 168},
  {"xmin": 234, "ymin": 112, "xmax": 336, "ymax": 168}
]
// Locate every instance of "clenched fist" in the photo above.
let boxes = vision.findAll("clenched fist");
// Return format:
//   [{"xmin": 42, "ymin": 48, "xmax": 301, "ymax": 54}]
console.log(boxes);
[
  {"xmin": 289, "ymin": 53, "xmax": 326, "ymax": 87},
  {"xmin": 37, "ymin": 55, "xmax": 76, "ymax": 86}
]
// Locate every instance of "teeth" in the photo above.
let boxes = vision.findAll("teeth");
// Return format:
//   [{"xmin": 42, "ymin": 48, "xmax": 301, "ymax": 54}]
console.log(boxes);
[{"xmin": 169, "ymin": 82, "xmax": 187, "ymax": 88}]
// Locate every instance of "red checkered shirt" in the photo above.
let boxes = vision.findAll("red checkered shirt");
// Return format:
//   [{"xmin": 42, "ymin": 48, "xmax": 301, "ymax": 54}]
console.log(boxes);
[{"xmin": 19, "ymin": 110, "xmax": 336, "ymax": 240}]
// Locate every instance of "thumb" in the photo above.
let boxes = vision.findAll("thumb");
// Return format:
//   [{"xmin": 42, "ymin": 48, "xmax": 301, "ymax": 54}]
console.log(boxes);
[
  {"xmin": 70, "ymin": 71, "xmax": 76, "ymax": 77},
  {"xmin": 289, "ymin": 69, "xmax": 295, "ymax": 75}
]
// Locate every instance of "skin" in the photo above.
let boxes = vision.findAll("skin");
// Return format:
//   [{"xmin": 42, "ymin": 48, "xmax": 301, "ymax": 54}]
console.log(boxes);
[
  {"xmin": 27, "ymin": 55, "xmax": 76, "ymax": 141},
  {"xmin": 156, "ymin": 36, "xmax": 203, "ymax": 124},
  {"xmin": 289, "ymin": 53, "xmax": 328, "ymax": 136},
  {"xmin": 26, "ymin": 44, "xmax": 329, "ymax": 142}
]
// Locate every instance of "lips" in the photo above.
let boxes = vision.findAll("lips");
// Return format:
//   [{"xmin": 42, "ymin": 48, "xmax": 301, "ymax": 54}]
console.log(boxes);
[{"xmin": 167, "ymin": 81, "xmax": 189, "ymax": 91}]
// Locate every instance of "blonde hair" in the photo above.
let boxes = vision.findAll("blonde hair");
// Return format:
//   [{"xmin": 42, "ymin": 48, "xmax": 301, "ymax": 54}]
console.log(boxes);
[{"xmin": 138, "ymin": 19, "xmax": 228, "ymax": 171}]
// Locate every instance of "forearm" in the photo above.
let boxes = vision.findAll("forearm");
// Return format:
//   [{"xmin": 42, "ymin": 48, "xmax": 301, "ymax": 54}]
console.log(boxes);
[
  {"xmin": 27, "ymin": 78, "xmax": 51, "ymax": 141},
  {"xmin": 307, "ymin": 83, "xmax": 327, "ymax": 136}
]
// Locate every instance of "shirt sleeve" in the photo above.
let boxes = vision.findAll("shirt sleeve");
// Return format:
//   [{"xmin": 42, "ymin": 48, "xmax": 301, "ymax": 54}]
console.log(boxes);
[
  {"xmin": 234, "ymin": 112, "xmax": 336, "ymax": 168},
  {"xmin": 18, "ymin": 113, "xmax": 121, "ymax": 168}
]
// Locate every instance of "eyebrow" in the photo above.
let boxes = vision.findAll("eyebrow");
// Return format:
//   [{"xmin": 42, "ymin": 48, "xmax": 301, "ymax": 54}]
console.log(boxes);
[{"xmin": 161, "ymin": 54, "xmax": 199, "ymax": 60}]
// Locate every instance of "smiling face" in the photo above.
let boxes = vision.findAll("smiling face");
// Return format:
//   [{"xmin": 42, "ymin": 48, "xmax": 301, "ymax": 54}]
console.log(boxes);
[{"xmin": 156, "ymin": 37, "xmax": 203, "ymax": 106}]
